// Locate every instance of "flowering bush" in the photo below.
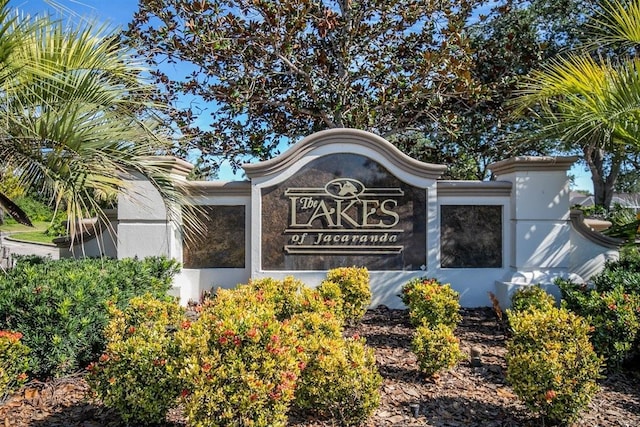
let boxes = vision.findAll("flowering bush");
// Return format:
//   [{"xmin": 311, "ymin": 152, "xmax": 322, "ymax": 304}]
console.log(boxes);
[
  {"xmin": 323, "ymin": 267, "xmax": 371, "ymax": 324},
  {"xmin": 559, "ymin": 278, "xmax": 640, "ymax": 369},
  {"xmin": 247, "ymin": 276, "xmax": 337, "ymax": 320},
  {"xmin": 247, "ymin": 276, "xmax": 307, "ymax": 320},
  {"xmin": 290, "ymin": 310, "xmax": 343, "ymax": 342},
  {"xmin": 510, "ymin": 285, "xmax": 556, "ymax": 313},
  {"xmin": 412, "ymin": 323, "xmax": 465, "ymax": 377},
  {"xmin": 506, "ymin": 307, "xmax": 603, "ymax": 425},
  {"xmin": 400, "ymin": 278, "xmax": 461, "ymax": 328},
  {"xmin": 0, "ymin": 330, "xmax": 30, "ymax": 399},
  {"xmin": 86, "ymin": 295, "xmax": 185, "ymax": 425},
  {"xmin": 287, "ymin": 296, "xmax": 382, "ymax": 426},
  {"xmin": 177, "ymin": 290, "xmax": 303, "ymax": 427},
  {"xmin": 293, "ymin": 335, "xmax": 382, "ymax": 427},
  {"xmin": 316, "ymin": 280, "xmax": 345, "ymax": 320},
  {"xmin": 83, "ymin": 274, "xmax": 382, "ymax": 427}
]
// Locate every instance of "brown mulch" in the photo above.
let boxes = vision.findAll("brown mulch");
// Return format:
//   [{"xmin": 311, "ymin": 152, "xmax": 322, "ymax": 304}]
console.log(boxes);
[{"xmin": 1, "ymin": 307, "xmax": 639, "ymax": 426}]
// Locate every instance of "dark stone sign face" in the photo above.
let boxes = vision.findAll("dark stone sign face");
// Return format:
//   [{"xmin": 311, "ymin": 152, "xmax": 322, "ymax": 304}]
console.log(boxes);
[
  {"xmin": 183, "ymin": 205, "xmax": 246, "ymax": 268},
  {"xmin": 261, "ymin": 153, "xmax": 426, "ymax": 270},
  {"xmin": 440, "ymin": 205, "xmax": 502, "ymax": 268}
]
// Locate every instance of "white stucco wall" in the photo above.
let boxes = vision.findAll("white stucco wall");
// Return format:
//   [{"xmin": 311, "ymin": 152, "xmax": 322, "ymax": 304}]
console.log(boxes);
[{"xmin": 114, "ymin": 130, "xmax": 620, "ymax": 308}]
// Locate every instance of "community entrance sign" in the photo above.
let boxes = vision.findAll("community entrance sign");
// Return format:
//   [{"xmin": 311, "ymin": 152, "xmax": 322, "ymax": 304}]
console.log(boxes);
[
  {"xmin": 259, "ymin": 153, "xmax": 427, "ymax": 270},
  {"xmin": 116, "ymin": 128, "xmax": 621, "ymax": 308}
]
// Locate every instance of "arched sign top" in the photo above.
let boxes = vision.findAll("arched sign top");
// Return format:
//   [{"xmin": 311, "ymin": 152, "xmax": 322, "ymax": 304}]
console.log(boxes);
[{"xmin": 242, "ymin": 128, "xmax": 447, "ymax": 180}]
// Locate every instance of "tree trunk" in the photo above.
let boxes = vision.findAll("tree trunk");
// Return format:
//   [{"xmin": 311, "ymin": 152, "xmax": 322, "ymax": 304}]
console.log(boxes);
[{"xmin": 585, "ymin": 145, "xmax": 622, "ymax": 209}]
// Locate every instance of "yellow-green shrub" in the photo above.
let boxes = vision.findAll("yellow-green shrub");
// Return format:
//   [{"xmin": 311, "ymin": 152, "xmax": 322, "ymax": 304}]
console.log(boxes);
[
  {"xmin": 290, "ymin": 307, "xmax": 383, "ymax": 426},
  {"xmin": 316, "ymin": 280, "xmax": 345, "ymax": 320},
  {"xmin": 323, "ymin": 267, "xmax": 371, "ymax": 324},
  {"xmin": 247, "ymin": 276, "xmax": 307, "ymax": 320},
  {"xmin": 412, "ymin": 323, "xmax": 465, "ymax": 377},
  {"xmin": 506, "ymin": 307, "xmax": 604, "ymax": 425},
  {"xmin": 510, "ymin": 285, "xmax": 556, "ymax": 313},
  {"xmin": 400, "ymin": 277, "xmax": 461, "ymax": 328},
  {"xmin": 176, "ymin": 291, "xmax": 303, "ymax": 427},
  {"xmin": 243, "ymin": 276, "xmax": 340, "ymax": 321},
  {"xmin": 86, "ymin": 296, "xmax": 185, "ymax": 425},
  {"xmin": 84, "ymin": 276, "xmax": 382, "ymax": 427},
  {"xmin": 293, "ymin": 335, "xmax": 382, "ymax": 427},
  {"xmin": 0, "ymin": 330, "xmax": 30, "ymax": 399},
  {"xmin": 290, "ymin": 310, "xmax": 344, "ymax": 342}
]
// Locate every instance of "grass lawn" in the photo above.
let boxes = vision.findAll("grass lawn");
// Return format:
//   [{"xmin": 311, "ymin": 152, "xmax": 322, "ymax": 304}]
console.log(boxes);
[{"xmin": 0, "ymin": 221, "xmax": 57, "ymax": 245}]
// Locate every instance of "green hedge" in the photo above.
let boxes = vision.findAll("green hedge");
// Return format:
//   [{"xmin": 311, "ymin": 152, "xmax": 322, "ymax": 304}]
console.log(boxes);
[
  {"xmin": 558, "ymin": 250, "xmax": 640, "ymax": 370},
  {"xmin": 0, "ymin": 256, "xmax": 179, "ymax": 379}
]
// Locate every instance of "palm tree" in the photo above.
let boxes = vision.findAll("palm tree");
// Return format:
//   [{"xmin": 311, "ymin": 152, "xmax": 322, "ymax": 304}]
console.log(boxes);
[
  {"xmin": 513, "ymin": 0, "xmax": 640, "ymax": 208},
  {"xmin": 0, "ymin": 0, "xmax": 195, "ymax": 241}
]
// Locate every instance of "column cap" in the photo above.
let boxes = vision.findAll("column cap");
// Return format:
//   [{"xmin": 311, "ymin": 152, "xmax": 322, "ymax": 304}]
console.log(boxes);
[{"xmin": 489, "ymin": 156, "xmax": 579, "ymax": 175}]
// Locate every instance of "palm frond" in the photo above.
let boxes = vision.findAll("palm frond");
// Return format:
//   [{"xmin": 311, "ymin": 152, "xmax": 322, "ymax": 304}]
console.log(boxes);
[
  {"xmin": 0, "ymin": 2, "xmax": 204, "ymax": 246},
  {"xmin": 589, "ymin": 0, "xmax": 640, "ymax": 47}
]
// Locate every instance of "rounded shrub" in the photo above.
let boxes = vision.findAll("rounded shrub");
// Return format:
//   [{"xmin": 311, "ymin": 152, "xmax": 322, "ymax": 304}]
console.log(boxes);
[
  {"xmin": 86, "ymin": 295, "xmax": 185, "ymax": 425},
  {"xmin": 323, "ymin": 267, "xmax": 371, "ymax": 324},
  {"xmin": 506, "ymin": 307, "xmax": 603, "ymax": 425},
  {"xmin": 510, "ymin": 285, "xmax": 556, "ymax": 313},
  {"xmin": 289, "ymin": 298, "xmax": 382, "ymax": 426},
  {"xmin": 412, "ymin": 323, "xmax": 465, "ymax": 377},
  {"xmin": 293, "ymin": 335, "xmax": 382, "ymax": 427},
  {"xmin": 400, "ymin": 277, "xmax": 461, "ymax": 328},
  {"xmin": 176, "ymin": 290, "xmax": 303, "ymax": 427},
  {"xmin": 0, "ymin": 330, "xmax": 30, "ymax": 399},
  {"xmin": 290, "ymin": 310, "xmax": 344, "ymax": 342}
]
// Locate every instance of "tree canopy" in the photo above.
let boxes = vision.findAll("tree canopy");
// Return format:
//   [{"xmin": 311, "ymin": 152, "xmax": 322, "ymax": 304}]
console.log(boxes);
[
  {"xmin": 126, "ymin": 0, "xmax": 600, "ymax": 179},
  {"xmin": 399, "ymin": 0, "xmax": 594, "ymax": 180},
  {"xmin": 127, "ymin": 0, "xmax": 484, "ymax": 174}
]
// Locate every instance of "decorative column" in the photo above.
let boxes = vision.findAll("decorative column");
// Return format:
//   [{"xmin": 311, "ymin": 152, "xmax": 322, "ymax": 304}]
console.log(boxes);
[{"xmin": 489, "ymin": 156, "xmax": 583, "ymax": 307}]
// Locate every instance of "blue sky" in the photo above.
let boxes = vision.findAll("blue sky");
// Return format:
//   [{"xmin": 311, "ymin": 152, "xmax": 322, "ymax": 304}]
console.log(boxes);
[
  {"xmin": 10, "ymin": 0, "xmax": 137, "ymax": 27},
  {"xmin": 8, "ymin": 0, "xmax": 594, "ymax": 191}
]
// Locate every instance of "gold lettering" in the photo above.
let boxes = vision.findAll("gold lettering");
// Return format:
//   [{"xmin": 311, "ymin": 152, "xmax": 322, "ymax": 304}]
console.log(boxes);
[
  {"xmin": 289, "ymin": 197, "xmax": 301, "ymax": 226},
  {"xmin": 361, "ymin": 199, "xmax": 380, "ymax": 226},
  {"xmin": 335, "ymin": 200, "xmax": 359, "ymax": 227},
  {"xmin": 308, "ymin": 201, "xmax": 336, "ymax": 227},
  {"xmin": 380, "ymin": 199, "xmax": 400, "ymax": 227},
  {"xmin": 299, "ymin": 197, "xmax": 317, "ymax": 210}
]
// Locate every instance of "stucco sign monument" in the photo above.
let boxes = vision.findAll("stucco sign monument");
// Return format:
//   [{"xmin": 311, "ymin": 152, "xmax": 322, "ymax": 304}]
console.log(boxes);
[{"xmin": 115, "ymin": 128, "xmax": 620, "ymax": 308}]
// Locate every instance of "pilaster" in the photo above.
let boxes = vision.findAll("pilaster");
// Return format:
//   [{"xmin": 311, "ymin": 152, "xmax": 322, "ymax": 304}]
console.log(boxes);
[{"xmin": 489, "ymin": 156, "xmax": 583, "ymax": 307}]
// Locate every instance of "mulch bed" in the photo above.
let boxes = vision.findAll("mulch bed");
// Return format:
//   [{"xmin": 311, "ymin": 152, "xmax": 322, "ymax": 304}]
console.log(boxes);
[{"xmin": 1, "ymin": 307, "xmax": 639, "ymax": 426}]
